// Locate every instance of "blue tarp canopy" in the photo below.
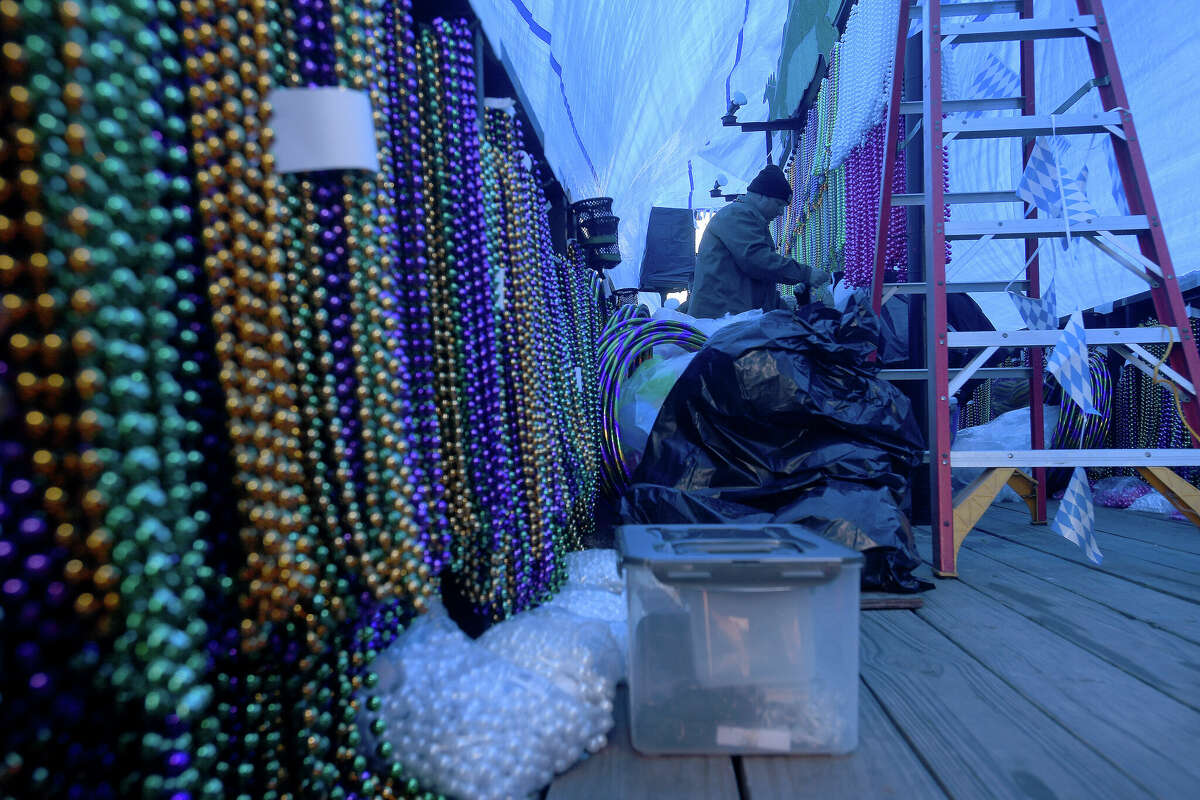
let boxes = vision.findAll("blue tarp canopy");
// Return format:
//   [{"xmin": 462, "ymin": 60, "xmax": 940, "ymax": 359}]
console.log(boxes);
[
  {"xmin": 470, "ymin": 0, "xmax": 1200, "ymax": 323},
  {"xmin": 469, "ymin": 0, "xmax": 791, "ymax": 288}
]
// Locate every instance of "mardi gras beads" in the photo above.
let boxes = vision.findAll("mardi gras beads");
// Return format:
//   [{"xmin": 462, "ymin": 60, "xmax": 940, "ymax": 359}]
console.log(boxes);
[
  {"xmin": 7, "ymin": 2, "xmax": 613, "ymax": 796},
  {"xmin": 382, "ymin": 6, "xmax": 452, "ymax": 580},
  {"xmin": 416, "ymin": 24, "xmax": 476, "ymax": 582},
  {"xmin": 5, "ymin": 3, "xmax": 236, "ymax": 798},
  {"xmin": 0, "ymin": 2, "xmax": 122, "ymax": 793}
]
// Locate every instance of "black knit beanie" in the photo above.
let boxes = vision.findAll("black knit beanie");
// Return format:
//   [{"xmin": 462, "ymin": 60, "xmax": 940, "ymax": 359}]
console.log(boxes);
[{"xmin": 747, "ymin": 164, "xmax": 792, "ymax": 201}]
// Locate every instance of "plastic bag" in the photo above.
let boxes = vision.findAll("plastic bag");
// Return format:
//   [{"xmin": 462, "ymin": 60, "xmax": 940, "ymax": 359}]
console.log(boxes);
[
  {"xmin": 1092, "ymin": 475, "xmax": 1154, "ymax": 509},
  {"xmin": 952, "ymin": 405, "xmax": 1061, "ymax": 503},
  {"xmin": 616, "ymin": 351, "xmax": 698, "ymax": 471},
  {"xmin": 363, "ymin": 604, "xmax": 612, "ymax": 800},
  {"xmin": 1128, "ymin": 489, "xmax": 1176, "ymax": 515},
  {"xmin": 563, "ymin": 549, "xmax": 624, "ymax": 594},
  {"xmin": 619, "ymin": 482, "xmax": 927, "ymax": 594},
  {"xmin": 545, "ymin": 586, "xmax": 629, "ymax": 666},
  {"xmin": 478, "ymin": 606, "xmax": 621, "ymax": 715},
  {"xmin": 651, "ymin": 305, "xmax": 763, "ymax": 339},
  {"xmin": 623, "ymin": 296, "xmax": 931, "ymax": 593},
  {"xmin": 832, "ymin": 280, "xmax": 865, "ymax": 312}
]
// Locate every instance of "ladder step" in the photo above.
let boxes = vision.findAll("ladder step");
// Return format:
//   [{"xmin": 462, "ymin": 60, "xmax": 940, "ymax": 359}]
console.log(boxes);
[
  {"xmin": 883, "ymin": 280, "xmax": 1027, "ymax": 294},
  {"xmin": 944, "ymin": 215, "xmax": 1151, "ymax": 240},
  {"xmin": 912, "ymin": 1, "xmax": 1022, "ymax": 17},
  {"xmin": 952, "ymin": 449, "xmax": 1200, "ymax": 468},
  {"xmin": 942, "ymin": 15, "xmax": 1098, "ymax": 44},
  {"xmin": 943, "ymin": 111, "xmax": 1122, "ymax": 140},
  {"xmin": 900, "ymin": 97, "xmax": 1024, "ymax": 115},
  {"xmin": 880, "ymin": 367, "xmax": 1030, "ymax": 382},
  {"xmin": 893, "ymin": 191, "xmax": 1019, "ymax": 206},
  {"xmin": 947, "ymin": 326, "xmax": 1181, "ymax": 348}
]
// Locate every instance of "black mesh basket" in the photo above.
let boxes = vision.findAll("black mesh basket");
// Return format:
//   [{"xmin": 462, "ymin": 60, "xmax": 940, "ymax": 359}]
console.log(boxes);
[
  {"xmin": 584, "ymin": 242, "xmax": 622, "ymax": 271},
  {"xmin": 613, "ymin": 288, "xmax": 640, "ymax": 306},
  {"xmin": 577, "ymin": 213, "xmax": 620, "ymax": 245},
  {"xmin": 571, "ymin": 196, "xmax": 614, "ymax": 223}
]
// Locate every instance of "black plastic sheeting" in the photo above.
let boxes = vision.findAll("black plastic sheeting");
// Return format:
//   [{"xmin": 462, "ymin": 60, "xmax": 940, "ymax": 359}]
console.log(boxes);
[{"xmin": 620, "ymin": 296, "xmax": 933, "ymax": 593}]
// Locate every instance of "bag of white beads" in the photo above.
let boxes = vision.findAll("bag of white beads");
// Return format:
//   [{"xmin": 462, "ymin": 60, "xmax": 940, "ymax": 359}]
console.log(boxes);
[
  {"xmin": 478, "ymin": 605, "xmax": 621, "ymax": 718},
  {"xmin": 544, "ymin": 549, "xmax": 630, "ymax": 670},
  {"xmin": 544, "ymin": 584, "xmax": 629, "ymax": 673},
  {"xmin": 562, "ymin": 548, "xmax": 624, "ymax": 594},
  {"xmin": 363, "ymin": 604, "xmax": 611, "ymax": 800}
]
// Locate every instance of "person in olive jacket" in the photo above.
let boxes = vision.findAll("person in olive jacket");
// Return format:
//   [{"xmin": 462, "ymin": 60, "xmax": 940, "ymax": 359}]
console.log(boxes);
[{"xmin": 689, "ymin": 164, "xmax": 828, "ymax": 318}]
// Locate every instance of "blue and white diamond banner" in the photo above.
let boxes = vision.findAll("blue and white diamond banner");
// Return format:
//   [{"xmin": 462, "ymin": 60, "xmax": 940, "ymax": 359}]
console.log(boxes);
[
  {"xmin": 1016, "ymin": 136, "xmax": 1070, "ymax": 216},
  {"xmin": 1016, "ymin": 136, "xmax": 1097, "ymax": 249},
  {"xmin": 1046, "ymin": 310, "xmax": 1100, "ymax": 415},
  {"xmin": 966, "ymin": 54, "xmax": 1020, "ymax": 118},
  {"xmin": 1059, "ymin": 163, "xmax": 1099, "ymax": 249},
  {"xmin": 1107, "ymin": 144, "xmax": 1130, "ymax": 214},
  {"xmin": 1051, "ymin": 467, "xmax": 1103, "ymax": 564},
  {"xmin": 1009, "ymin": 277, "xmax": 1059, "ymax": 331}
]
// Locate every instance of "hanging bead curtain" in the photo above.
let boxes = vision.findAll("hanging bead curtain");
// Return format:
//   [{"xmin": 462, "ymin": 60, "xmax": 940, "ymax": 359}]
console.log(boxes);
[{"xmin": 1, "ymin": 0, "xmax": 604, "ymax": 796}]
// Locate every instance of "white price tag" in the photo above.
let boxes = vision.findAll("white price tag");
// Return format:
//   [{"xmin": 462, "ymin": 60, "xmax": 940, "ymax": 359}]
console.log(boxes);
[
  {"xmin": 716, "ymin": 725, "xmax": 791, "ymax": 752},
  {"xmin": 268, "ymin": 87, "xmax": 380, "ymax": 174}
]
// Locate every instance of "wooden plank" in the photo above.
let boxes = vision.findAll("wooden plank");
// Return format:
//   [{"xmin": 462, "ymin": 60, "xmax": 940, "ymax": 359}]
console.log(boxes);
[
  {"xmin": 983, "ymin": 502, "xmax": 1200, "ymax": 577},
  {"xmin": 862, "ymin": 593, "xmax": 925, "ymax": 610},
  {"xmin": 953, "ymin": 467, "xmax": 1017, "ymax": 563},
  {"xmin": 861, "ymin": 611, "xmax": 1147, "ymax": 799},
  {"xmin": 915, "ymin": 576, "xmax": 1200, "ymax": 797},
  {"xmin": 740, "ymin": 682, "xmax": 947, "ymax": 800},
  {"xmin": 1091, "ymin": 504, "xmax": 1200, "ymax": 553},
  {"xmin": 1137, "ymin": 466, "xmax": 1200, "ymax": 526},
  {"xmin": 969, "ymin": 510, "xmax": 1200, "ymax": 603},
  {"xmin": 990, "ymin": 502, "xmax": 1200, "ymax": 556},
  {"xmin": 546, "ymin": 685, "xmax": 739, "ymax": 800},
  {"xmin": 914, "ymin": 529, "xmax": 1200, "ymax": 711},
  {"xmin": 953, "ymin": 522, "xmax": 1200, "ymax": 646}
]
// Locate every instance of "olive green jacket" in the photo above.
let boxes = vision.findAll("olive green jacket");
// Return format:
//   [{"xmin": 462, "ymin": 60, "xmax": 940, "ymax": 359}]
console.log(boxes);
[{"xmin": 689, "ymin": 193, "xmax": 812, "ymax": 319}]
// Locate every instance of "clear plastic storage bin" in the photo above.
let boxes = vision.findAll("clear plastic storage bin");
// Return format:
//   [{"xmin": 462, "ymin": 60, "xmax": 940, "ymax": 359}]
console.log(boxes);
[{"xmin": 617, "ymin": 524, "xmax": 862, "ymax": 755}]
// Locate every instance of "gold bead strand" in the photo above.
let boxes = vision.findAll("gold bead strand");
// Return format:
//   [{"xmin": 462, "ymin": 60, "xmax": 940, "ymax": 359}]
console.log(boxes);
[
  {"xmin": 178, "ymin": 0, "xmax": 316, "ymax": 656},
  {"xmin": 416, "ymin": 24, "xmax": 476, "ymax": 575}
]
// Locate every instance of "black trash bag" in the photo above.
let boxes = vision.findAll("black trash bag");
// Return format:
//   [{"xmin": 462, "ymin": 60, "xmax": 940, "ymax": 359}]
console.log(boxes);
[
  {"xmin": 877, "ymin": 293, "xmax": 911, "ymax": 367},
  {"xmin": 622, "ymin": 296, "xmax": 933, "ymax": 593}
]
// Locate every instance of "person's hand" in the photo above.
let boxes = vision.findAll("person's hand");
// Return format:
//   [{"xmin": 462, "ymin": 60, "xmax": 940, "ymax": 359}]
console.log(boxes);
[{"xmin": 808, "ymin": 269, "xmax": 832, "ymax": 291}]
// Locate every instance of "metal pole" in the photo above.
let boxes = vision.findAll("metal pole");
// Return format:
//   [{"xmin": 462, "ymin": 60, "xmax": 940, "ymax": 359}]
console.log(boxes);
[
  {"xmin": 923, "ymin": 0, "xmax": 956, "ymax": 576},
  {"xmin": 1021, "ymin": 0, "xmax": 1048, "ymax": 523}
]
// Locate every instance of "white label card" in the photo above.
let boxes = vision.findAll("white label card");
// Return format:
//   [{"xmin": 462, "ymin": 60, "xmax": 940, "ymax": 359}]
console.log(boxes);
[
  {"xmin": 268, "ymin": 87, "xmax": 380, "ymax": 174},
  {"xmin": 715, "ymin": 725, "xmax": 791, "ymax": 752}
]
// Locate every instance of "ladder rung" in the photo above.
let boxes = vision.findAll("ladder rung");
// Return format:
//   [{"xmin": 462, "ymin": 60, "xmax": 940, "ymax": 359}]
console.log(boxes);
[
  {"xmin": 901, "ymin": 97, "xmax": 1024, "ymax": 115},
  {"xmin": 912, "ymin": 1, "xmax": 1022, "ymax": 17},
  {"xmin": 880, "ymin": 367, "xmax": 1030, "ymax": 382},
  {"xmin": 893, "ymin": 191, "xmax": 1020, "ymax": 206},
  {"xmin": 942, "ymin": 15, "xmax": 1098, "ymax": 44},
  {"xmin": 947, "ymin": 326, "xmax": 1181, "ymax": 348},
  {"xmin": 943, "ymin": 111, "xmax": 1122, "ymax": 140},
  {"xmin": 883, "ymin": 280, "xmax": 1027, "ymax": 294},
  {"xmin": 944, "ymin": 215, "xmax": 1151, "ymax": 240},
  {"xmin": 952, "ymin": 449, "xmax": 1200, "ymax": 468}
]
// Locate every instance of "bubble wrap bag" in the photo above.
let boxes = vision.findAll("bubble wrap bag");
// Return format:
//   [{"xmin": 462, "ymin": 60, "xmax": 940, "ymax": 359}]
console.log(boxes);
[
  {"xmin": 363, "ymin": 605, "xmax": 610, "ymax": 800},
  {"xmin": 479, "ymin": 606, "xmax": 620, "ymax": 717},
  {"xmin": 545, "ymin": 585, "xmax": 629, "ymax": 669},
  {"xmin": 563, "ymin": 549, "xmax": 624, "ymax": 594}
]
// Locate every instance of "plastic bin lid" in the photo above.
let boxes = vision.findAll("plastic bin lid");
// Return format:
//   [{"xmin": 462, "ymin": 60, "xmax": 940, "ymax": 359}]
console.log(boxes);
[{"xmin": 617, "ymin": 524, "xmax": 863, "ymax": 585}]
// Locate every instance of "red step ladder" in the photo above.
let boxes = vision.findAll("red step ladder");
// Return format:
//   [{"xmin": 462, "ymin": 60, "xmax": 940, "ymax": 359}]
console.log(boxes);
[{"xmin": 871, "ymin": 0, "xmax": 1200, "ymax": 576}]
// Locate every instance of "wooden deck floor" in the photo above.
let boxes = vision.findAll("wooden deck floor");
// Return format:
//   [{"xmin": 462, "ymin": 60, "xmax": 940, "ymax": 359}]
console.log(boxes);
[{"xmin": 546, "ymin": 504, "xmax": 1200, "ymax": 799}]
